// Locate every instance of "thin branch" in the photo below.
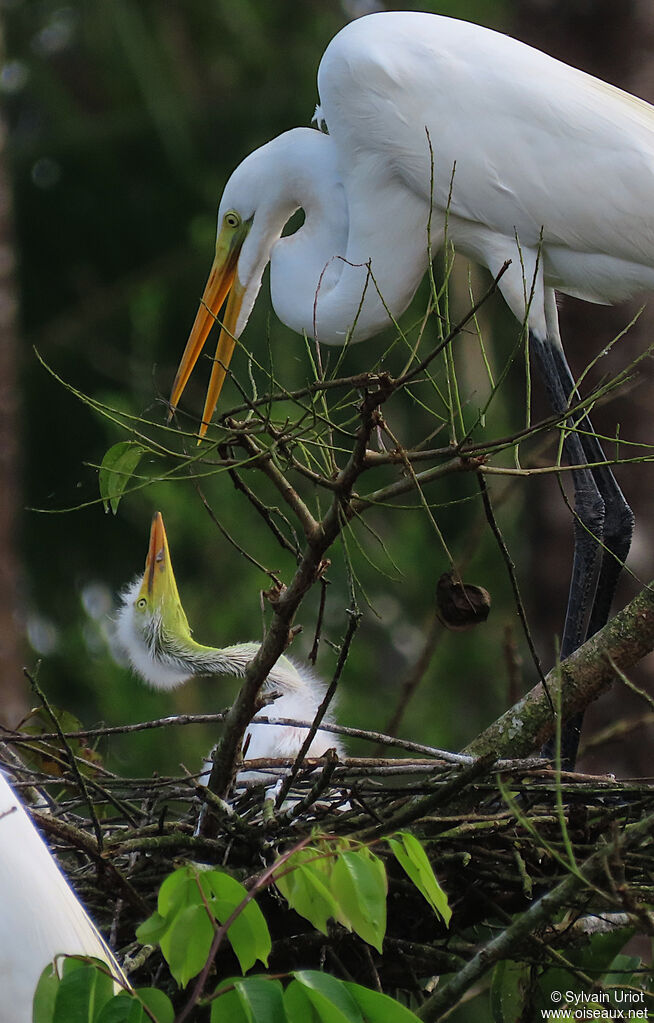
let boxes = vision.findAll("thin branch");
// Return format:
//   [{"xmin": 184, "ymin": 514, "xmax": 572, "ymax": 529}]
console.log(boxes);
[
  {"xmin": 275, "ymin": 604, "xmax": 362, "ymax": 807},
  {"xmin": 477, "ymin": 472, "xmax": 551, "ymax": 705},
  {"xmin": 465, "ymin": 579, "xmax": 654, "ymax": 759},
  {"xmin": 24, "ymin": 666, "xmax": 104, "ymax": 851},
  {"xmin": 417, "ymin": 809, "xmax": 654, "ymax": 1021}
]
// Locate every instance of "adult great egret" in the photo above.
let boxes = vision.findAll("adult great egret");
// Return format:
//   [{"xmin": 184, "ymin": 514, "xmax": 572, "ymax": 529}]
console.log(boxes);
[
  {"xmin": 0, "ymin": 773, "xmax": 124, "ymax": 1022},
  {"xmin": 169, "ymin": 12, "xmax": 647, "ymax": 764},
  {"xmin": 116, "ymin": 513, "xmax": 343, "ymax": 776}
]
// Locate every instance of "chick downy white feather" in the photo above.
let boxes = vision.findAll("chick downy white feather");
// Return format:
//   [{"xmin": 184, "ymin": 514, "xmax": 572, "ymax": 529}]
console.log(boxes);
[{"xmin": 114, "ymin": 514, "xmax": 343, "ymax": 783}]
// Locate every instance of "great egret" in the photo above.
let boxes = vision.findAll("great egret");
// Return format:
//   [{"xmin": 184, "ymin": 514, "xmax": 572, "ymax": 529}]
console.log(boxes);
[
  {"xmin": 0, "ymin": 772, "xmax": 124, "ymax": 1022},
  {"xmin": 116, "ymin": 512, "xmax": 343, "ymax": 778},
  {"xmin": 169, "ymin": 11, "xmax": 647, "ymax": 764}
]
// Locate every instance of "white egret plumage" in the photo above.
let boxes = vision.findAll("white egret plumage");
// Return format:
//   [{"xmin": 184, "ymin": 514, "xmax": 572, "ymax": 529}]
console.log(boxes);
[
  {"xmin": 0, "ymin": 773, "xmax": 124, "ymax": 1022},
  {"xmin": 116, "ymin": 512, "xmax": 343, "ymax": 777},
  {"xmin": 169, "ymin": 12, "xmax": 651, "ymax": 764}
]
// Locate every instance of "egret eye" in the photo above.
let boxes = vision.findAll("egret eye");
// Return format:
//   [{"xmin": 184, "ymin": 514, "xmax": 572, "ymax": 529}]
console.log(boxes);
[
  {"xmin": 136, "ymin": 597, "xmax": 147, "ymax": 611},
  {"xmin": 224, "ymin": 211, "xmax": 240, "ymax": 229}
]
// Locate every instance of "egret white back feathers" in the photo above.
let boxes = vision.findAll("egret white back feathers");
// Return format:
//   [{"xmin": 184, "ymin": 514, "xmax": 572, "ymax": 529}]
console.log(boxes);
[
  {"xmin": 0, "ymin": 773, "xmax": 123, "ymax": 1023},
  {"xmin": 116, "ymin": 513, "xmax": 342, "ymax": 765},
  {"xmin": 169, "ymin": 11, "xmax": 654, "ymax": 434}
]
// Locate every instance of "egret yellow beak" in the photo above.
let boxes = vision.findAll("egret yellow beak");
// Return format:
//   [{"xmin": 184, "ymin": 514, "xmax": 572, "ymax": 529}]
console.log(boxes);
[
  {"xmin": 139, "ymin": 511, "xmax": 183, "ymax": 609},
  {"xmin": 169, "ymin": 216, "xmax": 249, "ymax": 441}
]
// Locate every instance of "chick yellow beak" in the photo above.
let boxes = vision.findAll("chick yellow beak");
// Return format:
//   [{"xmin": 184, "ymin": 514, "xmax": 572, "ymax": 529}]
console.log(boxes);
[
  {"xmin": 138, "ymin": 511, "xmax": 183, "ymax": 608},
  {"xmin": 169, "ymin": 216, "xmax": 249, "ymax": 441}
]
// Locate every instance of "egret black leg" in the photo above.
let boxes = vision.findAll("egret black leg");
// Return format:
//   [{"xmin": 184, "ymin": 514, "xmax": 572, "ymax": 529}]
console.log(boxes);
[
  {"xmin": 530, "ymin": 332, "xmax": 608, "ymax": 767},
  {"xmin": 550, "ymin": 346, "xmax": 634, "ymax": 641},
  {"xmin": 542, "ymin": 346, "xmax": 634, "ymax": 766}
]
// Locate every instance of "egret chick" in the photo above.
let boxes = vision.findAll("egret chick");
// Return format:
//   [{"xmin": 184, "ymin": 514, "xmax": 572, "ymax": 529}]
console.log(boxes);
[{"xmin": 115, "ymin": 513, "xmax": 343, "ymax": 777}]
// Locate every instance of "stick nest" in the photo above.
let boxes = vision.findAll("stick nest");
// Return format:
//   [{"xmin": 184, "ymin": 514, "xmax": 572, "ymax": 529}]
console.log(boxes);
[{"xmin": 3, "ymin": 719, "xmax": 654, "ymax": 998}]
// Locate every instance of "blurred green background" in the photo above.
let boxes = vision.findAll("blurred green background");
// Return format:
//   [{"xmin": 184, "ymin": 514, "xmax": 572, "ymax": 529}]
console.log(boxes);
[{"xmin": 5, "ymin": 0, "xmax": 653, "ymax": 796}]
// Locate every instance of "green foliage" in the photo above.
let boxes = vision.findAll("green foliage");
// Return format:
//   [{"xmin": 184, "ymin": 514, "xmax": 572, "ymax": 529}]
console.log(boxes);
[
  {"xmin": 99, "ymin": 442, "xmax": 147, "ymax": 514},
  {"xmin": 489, "ymin": 924, "xmax": 648, "ymax": 1022},
  {"xmin": 34, "ymin": 833, "xmax": 447, "ymax": 1021},
  {"xmin": 96, "ymin": 990, "xmax": 175, "ymax": 1023},
  {"xmin": 33, "ymin": 958, "xmax": 174, "ymax": 1023},
  {"xmin": 211, "ymin": 976, "xmax": 286, "ymax": 1023},
  {"xmin": 274, "ymin": 841, "xmax": 388, "ymax": 952},
  {"xmin": 135, "ymin": 863, "xmax": 270, "ymax": 987},
  {"xmin": 283, "ymin": 971, "xmax": 422, "ymax": 1023},
  {"xmin": 386, "ymin": 831, "xmax": 452, "ymax": 926},
  {"xmin": 34, "ymin": 957, "xmax": 121, "ymax": 1023}
]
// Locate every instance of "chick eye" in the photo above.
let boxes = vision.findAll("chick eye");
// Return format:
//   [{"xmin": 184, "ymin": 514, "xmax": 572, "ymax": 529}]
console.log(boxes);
[
  {"xmin": 224, "ymin": 211, "xmax": 240, "ymax": 229},
  {"xmin": 136, "ymin": 597, "xmax": 147, "ymax": 610}
]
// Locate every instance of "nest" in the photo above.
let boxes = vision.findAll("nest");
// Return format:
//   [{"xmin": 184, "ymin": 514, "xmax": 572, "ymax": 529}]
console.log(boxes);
[{"xmin": 3, "ymin": 712, "xmax": 654, "ymax": 1005}]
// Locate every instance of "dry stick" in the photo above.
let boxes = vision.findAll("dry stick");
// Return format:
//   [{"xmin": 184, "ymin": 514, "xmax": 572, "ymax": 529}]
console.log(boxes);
[
  {"xmin": 31, "ymin": 809, "xmax": 149, "ymax": 914},
  {"xmin": 24, "ymin": 667, "xmax": 104, "ymax": 851},
  {"xmin": 464, "ymin": 579, "xmax": 654, "ymax": 759},
  {"xmin": 1, "ymin": 711, "xmax": 231, "ymax": 743},
  {"xmin": 275, "ymin": 603, "xmax": 362, "ymax": 808},
  {"xmin": 234, "ymin": 427, "xmax": 321, "ymax": 542},
  {"xmin": 356, "ymin": 753, "xmax": 496, "ymax": 841},
  {"xmin": 278, "ymin": 749, "xmax": 341, "ymax": 825},
  {"xmin": 221, "ymin": 449, "xmax": 301, "ymax": 562},
  {"xmin": 477, "ymin": 472, "xmax": 551, "ymax": 706},
  {"xmin": 194, "ymin": 481, "xmax": 284, "ymax": 587},
  {"xmin": 308, "ymin": 576, "xmax": 329, "ymax": 664},
  {"xmin": 417, "ymin": 808, "xmax": 654, "ymax": 1021},
  {"xmin": 0, "ymin": 713, "xmax": 478, "ymax": 762},
  {"xmin": 200, "ymin": 385, "xmax": 392, "ymax": 820},
  {"xmin": 383, "ymin": 469, "xmax": 519, "ymax": 740}
]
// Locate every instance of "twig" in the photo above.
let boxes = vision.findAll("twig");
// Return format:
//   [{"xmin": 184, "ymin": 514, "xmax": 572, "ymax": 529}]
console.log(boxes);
[
  {"xmin": 32, "ymin": 809, "xmax": 148, "ymax": 914},
  {"xmin": 275, "ymin": 604, "xmax": 362, "ymax": 807},
  {"xmin": 417, "ymin": 809, "xmax": 654, "ymax": 1021},
  {"xmin": 477, "ymin": 472, "xmax": 551, "ymax": 706},
  {"xmin": 194, "ymin": 482, "xmax": 283, "ymax": 586},
  {"xmin": 308, "ymin": 576, "xmax": 329, "ymax": 664},
  {"xmin": 24, "ymin": 666, "xmax": 105, "ymax": 851},
  {"xmin": 465, "ymin": 579, "xmax": 654, "ymax": 759}
]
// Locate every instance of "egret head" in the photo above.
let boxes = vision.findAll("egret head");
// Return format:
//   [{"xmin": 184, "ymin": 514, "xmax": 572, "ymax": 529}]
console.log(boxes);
[
  {"xmin": 115, "ymin": 512, "xmax": 197, "ymax": 690},
  {"xmin": 168, "ymin": 128, "xmax": 336, "ymax": 438}
]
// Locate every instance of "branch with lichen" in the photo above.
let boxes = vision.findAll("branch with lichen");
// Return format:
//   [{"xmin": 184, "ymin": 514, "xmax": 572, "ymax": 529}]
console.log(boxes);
[{"xmin": 463, "ymin": 579, "xmax": 654, "ymax": 760}]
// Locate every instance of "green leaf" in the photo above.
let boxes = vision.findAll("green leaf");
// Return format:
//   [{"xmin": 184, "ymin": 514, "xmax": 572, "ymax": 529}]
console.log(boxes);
[
  {"xmin": 387, "ymin": 833, "xmax": 451, "ymax": 926},
  {"xmin": 139, "ymin": 866, "xmax": 270, "ymax": 981},
  {"xmin": 603, "ymin": 951, "xmax": 642, "ymax": 987},
  {"xmin": 283, "ymin": 982, "xmax": 319, "ymax": 1023},
  {"xmin": 211, "ymin": 977, "xmax": 285, "ymax": 1023},
  {"xmin": 160, "ymin": 903, "xmax": 214, "ymax": 988},
  {"xmin": 51, "ymin": 960, "xmax": 115, "ymax": 1023},
  {"xmin": 209, "ymin": 987, "xmax": 253, "ymax": 1023},
  {"xmin": 331, "ymin": 850, "xmax": 387, "ymax": 953},
  {"xmin": 276, "ymin": 853, "xmax": 342, "ymax": 935},
  {"xmin": 33, "ymin": 962, "xmax": 60, "ymax": 1023},
  {"xmin": 490, "ymin": 959, "xmax": 531, "ymax": 1023},
  {"xmin": 134, "ymin": 989, "xmax": 175, "ymax": 1023},
  {"xmin": 157, "ymin": 865, "xmax": 198, "ymax": 917},
  {"xmin": 201, "ymin": 871, "xmax": 271, "ymax": 972},
  {"xmin": 96, "ymin": 989, "xmax": 174, "ymax": 1023},
  {"xmin": 135, "ymin": 911, "xmax": 168, "ymax": 946},
  {"xmin": 99, "ymin": 442, "xmax": 145, "ymax": 514},
  {"xmin": 285, "ymin": 973, "xmax": 361, "ymax": 1023},
  {"xmin": 345, "ymin": 981, "xmax": 424, "ymax": 1022}
]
